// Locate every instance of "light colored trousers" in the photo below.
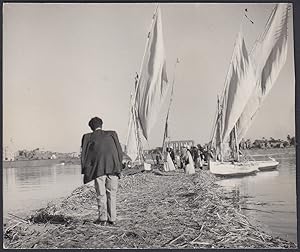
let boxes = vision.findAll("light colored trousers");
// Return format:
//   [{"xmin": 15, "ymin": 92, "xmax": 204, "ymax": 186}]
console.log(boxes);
[{"xmin": 94, "ymin": 175, "xmax": 118, "ymax": 222}]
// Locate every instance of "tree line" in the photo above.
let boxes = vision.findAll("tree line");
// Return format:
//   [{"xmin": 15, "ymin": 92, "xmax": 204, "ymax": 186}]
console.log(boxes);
[{"xmin": 239, "ymin": 135, "xmax": 295, "ymax": 150}]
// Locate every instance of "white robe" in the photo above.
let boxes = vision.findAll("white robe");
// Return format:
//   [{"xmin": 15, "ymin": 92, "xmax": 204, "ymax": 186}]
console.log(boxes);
[
  {"xmin": 185, "ymin": 151, "xmax": 195, "ymax": 174},
  {"xmin": 163, "ymin": 152, "xmax": 176, "ymax": 172}
]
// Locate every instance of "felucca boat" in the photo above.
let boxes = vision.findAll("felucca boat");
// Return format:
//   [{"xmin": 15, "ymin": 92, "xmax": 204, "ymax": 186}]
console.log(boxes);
[
  {"xmin": 235, "ymin": 4, "xmax": 289, "ymax": 171},
  {"xmin": 125, "ymin": 6, "xmax": 170, "ymax": 170},
  {"xmin": 209, "ymin": 4, "xmax": 290, "ymax": 176},
  {"xmin": 209, "ymin": 29, "xmax": 259, "ymax": 177}
]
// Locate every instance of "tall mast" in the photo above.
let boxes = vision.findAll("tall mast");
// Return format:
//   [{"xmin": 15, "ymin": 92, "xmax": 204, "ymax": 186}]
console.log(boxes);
[
  {"xmin": 162, "ymin": 58, "xmax": 179, "ymax": 152},
  {"xmin": 133, "ymin": 75, "xmax": 144, "ymax": 164},
  {"xmin": 209, "ymin": 95, "xmax": 220, "ymax": 148},
  {"xmin": 234, "ymin": 124, "xmax": 240, "ymax": 161},
  {"xmin": 217, "ymin": 96, "xmax": 224, "ymax": 162}
]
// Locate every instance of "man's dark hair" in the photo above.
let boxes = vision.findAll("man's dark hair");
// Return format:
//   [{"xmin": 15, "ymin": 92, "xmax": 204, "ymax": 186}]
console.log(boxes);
[{"xmin": 88, "ymin": 117, "xmax": 103, "ymax": 131}]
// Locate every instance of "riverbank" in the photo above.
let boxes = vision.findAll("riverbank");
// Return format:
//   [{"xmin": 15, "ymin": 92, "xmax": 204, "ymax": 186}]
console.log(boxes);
[
  {"xmin": 3, "ymin": 157, "xmax": 80, "ymax": 168},
  {"xmin": 4, "ymin": 169, "xmax": 296, "ymax": 249}
]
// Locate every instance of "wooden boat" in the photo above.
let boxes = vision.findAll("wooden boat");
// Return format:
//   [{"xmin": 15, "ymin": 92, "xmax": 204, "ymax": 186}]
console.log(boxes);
[
  {"xmin": 209, "ymin": 4, "xmax": 288, "ymax": 177},
  {"xmin": 233, "ymin": 4, "xmax": 289, "ymax": 171},
  {"xmin": 208, "ymin": 29, "xmax": 257, "ymax": 177},
  {"xmin": 209, "ymin": 160, "xmax": 259, "ymax": 177},
  {"xmin": 250, "ymin": 158, "xmax": 279, "ymax": 172},
  {"xmin": 125, "ymin": 6, "xmax": 169, "ymax": 169}
]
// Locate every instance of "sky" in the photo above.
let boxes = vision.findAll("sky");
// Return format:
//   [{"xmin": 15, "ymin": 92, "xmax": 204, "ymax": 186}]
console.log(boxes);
[{"xmin": 3, "ymin": 3, "xmax": 295, "ymax": 153}]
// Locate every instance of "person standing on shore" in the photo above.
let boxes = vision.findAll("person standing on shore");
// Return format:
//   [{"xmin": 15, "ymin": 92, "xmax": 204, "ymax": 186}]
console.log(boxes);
[
  {"xmin": 180, "ymin": 146, "xmax": 195, "ymax": 174},
  {"xmin": 81, "ymin": 117, "xmax": 123, "ymax": 226}
]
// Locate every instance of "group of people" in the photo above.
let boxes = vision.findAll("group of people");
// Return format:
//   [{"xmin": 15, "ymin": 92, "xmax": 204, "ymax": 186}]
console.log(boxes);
[{"xmin": 160, "ymin": 144, "xmax": 212, "ymax": 171}]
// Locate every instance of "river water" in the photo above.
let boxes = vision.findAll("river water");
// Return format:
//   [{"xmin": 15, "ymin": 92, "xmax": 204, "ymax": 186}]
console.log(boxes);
[
  {"xmin": 3, "ymin": 148, "xmax": 297, "ymax": 244},
  {"xmin": 3, "ymin": 163, "xmax": 83, "ymax": 218},
  {"xmin": 216, "ymin": 148, "xmax": 297, "ymax": 244}
]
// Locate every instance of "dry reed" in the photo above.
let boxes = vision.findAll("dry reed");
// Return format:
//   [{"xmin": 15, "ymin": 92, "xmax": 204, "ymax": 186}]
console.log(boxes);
[{"xmin": 4, "ymin": 168, "xmax": 296, "ymax": 249}]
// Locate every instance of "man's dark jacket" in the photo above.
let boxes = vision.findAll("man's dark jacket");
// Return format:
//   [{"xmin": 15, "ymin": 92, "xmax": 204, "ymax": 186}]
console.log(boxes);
[{"xmin": 81, "ymin": 129, "xmax": 123, "ymax": 184}]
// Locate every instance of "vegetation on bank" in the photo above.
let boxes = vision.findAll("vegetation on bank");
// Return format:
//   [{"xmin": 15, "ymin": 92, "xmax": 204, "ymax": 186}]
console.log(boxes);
[
  {"xmin": 4, "ymin": 168, "xmax": 296, "ymax": 249},
  {"xmin": 239, "ymin": 135, "xmax": 296, "ymax": 150},
  {"xmin": 12, "ymin": 148, "xmax": 79, "ymax": 161},
  {"xmin": 4, "ymin": 134, "xmax": 295, "ymax": 162},
  {"xmin": 147, "ymin": 135, "xmax": 296, "ymax": 156}
]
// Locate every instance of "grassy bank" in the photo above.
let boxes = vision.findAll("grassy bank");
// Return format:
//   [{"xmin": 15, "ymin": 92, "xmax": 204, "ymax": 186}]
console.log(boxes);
[{"xmin": 4, "ymin": 169, "xmax": 296, "ymax": 249}]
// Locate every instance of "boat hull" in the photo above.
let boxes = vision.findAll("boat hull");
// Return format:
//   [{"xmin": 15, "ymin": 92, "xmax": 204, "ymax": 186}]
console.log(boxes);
[
  {"xmin": 250, "ymin": 160, "xmax": 279, "ymax": 171},
  {"xmin": 209, "ymin": 160, "xmax": 259, "ymax": 177}
]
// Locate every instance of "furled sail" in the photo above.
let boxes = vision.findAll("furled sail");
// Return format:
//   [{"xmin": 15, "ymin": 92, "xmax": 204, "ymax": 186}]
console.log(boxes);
[
  {"xmin": 162, "ymin": 59, "xmax": 178, "ymax": 152},
  {"xmin": 162, "ymin": 113, "xmax": 169, "ymax": 152},
  {"xmin": 236, "ymin": 3, "xmax": 289, "ymax": 143},
  {"xmin": 210, "ymin": 97, "xmax": 223, "ymax": 160},
  {"xmin": 135, "ymin": 7, "xmax": 169, "ymax": 140},
  {"xmin": 125, "ymin": 102, "xmax": 139, "ymax": 162},
  {"xmin": 219, "ymin": 31, "xmax": 256, "ymax": 144}
]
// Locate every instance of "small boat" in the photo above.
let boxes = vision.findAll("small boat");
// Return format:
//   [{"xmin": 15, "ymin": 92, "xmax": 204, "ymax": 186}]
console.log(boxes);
[
  {"xmin": 209, "ymin": 160, "xmax": 259, "ymax": 177},
  {"xmin": 250, "ymin": 158, "xmax": 279, "ymax": 171}
]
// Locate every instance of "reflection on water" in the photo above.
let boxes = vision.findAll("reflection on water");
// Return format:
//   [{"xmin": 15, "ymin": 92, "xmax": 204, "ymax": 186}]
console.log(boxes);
[
  {"xmin": 3, "ymin": 164, "xmax": 82, "ymax": 217},
  {"xmin": 216, "ymin": 148, "xmax": 297, "ymax": 244}
]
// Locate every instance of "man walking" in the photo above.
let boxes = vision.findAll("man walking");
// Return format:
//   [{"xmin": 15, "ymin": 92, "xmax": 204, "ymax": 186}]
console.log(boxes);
[{"xmin": 81, "ymin": 117, "xmax": 123, "ymax": 225}]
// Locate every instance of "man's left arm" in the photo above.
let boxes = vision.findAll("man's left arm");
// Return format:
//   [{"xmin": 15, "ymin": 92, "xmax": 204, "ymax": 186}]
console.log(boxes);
[{"xmin": 111, "ymin": 131, "xmax": 123, "ymax": 165}]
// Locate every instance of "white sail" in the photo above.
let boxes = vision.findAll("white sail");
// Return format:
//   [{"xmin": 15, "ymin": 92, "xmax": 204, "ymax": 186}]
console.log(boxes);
[
  {"xmin": 236, "ymin": 3, "xmax": 289, "ymax": 142},
  {"xmin": 135, "ymin": 7, "xmax": 169, "ymax": 140},
  {"xmin": 220, "ymin": 31, "xmax": 256, "ymax": 144}
]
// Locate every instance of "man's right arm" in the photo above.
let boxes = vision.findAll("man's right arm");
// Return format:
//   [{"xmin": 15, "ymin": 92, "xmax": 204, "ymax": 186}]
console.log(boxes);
[{"xmin": 81, "ymin": 133, "xmax": 91, "ymax": 173}]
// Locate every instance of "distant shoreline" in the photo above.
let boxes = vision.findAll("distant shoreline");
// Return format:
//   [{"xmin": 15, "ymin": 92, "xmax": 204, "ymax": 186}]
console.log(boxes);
[
  {"xmin": 242, "ymin": 146, "xmax": 295, "ymax": 151},
  {"xmin": 245, "ymin": 146, "xmax": 295, "ymax": 153},
  {"xmin": 3, "ymin": 157, "xmax": 80, "ymax": 168},
  {"xmin": 3, "ymin": 146, "xmax": 295, "ymax": 169}
]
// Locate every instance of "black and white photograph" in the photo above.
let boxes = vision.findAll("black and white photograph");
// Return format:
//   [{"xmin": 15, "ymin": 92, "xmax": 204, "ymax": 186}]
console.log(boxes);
[{"xmin": 3, "ymin": 2, "xmax": 297, "ymax": 249}]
